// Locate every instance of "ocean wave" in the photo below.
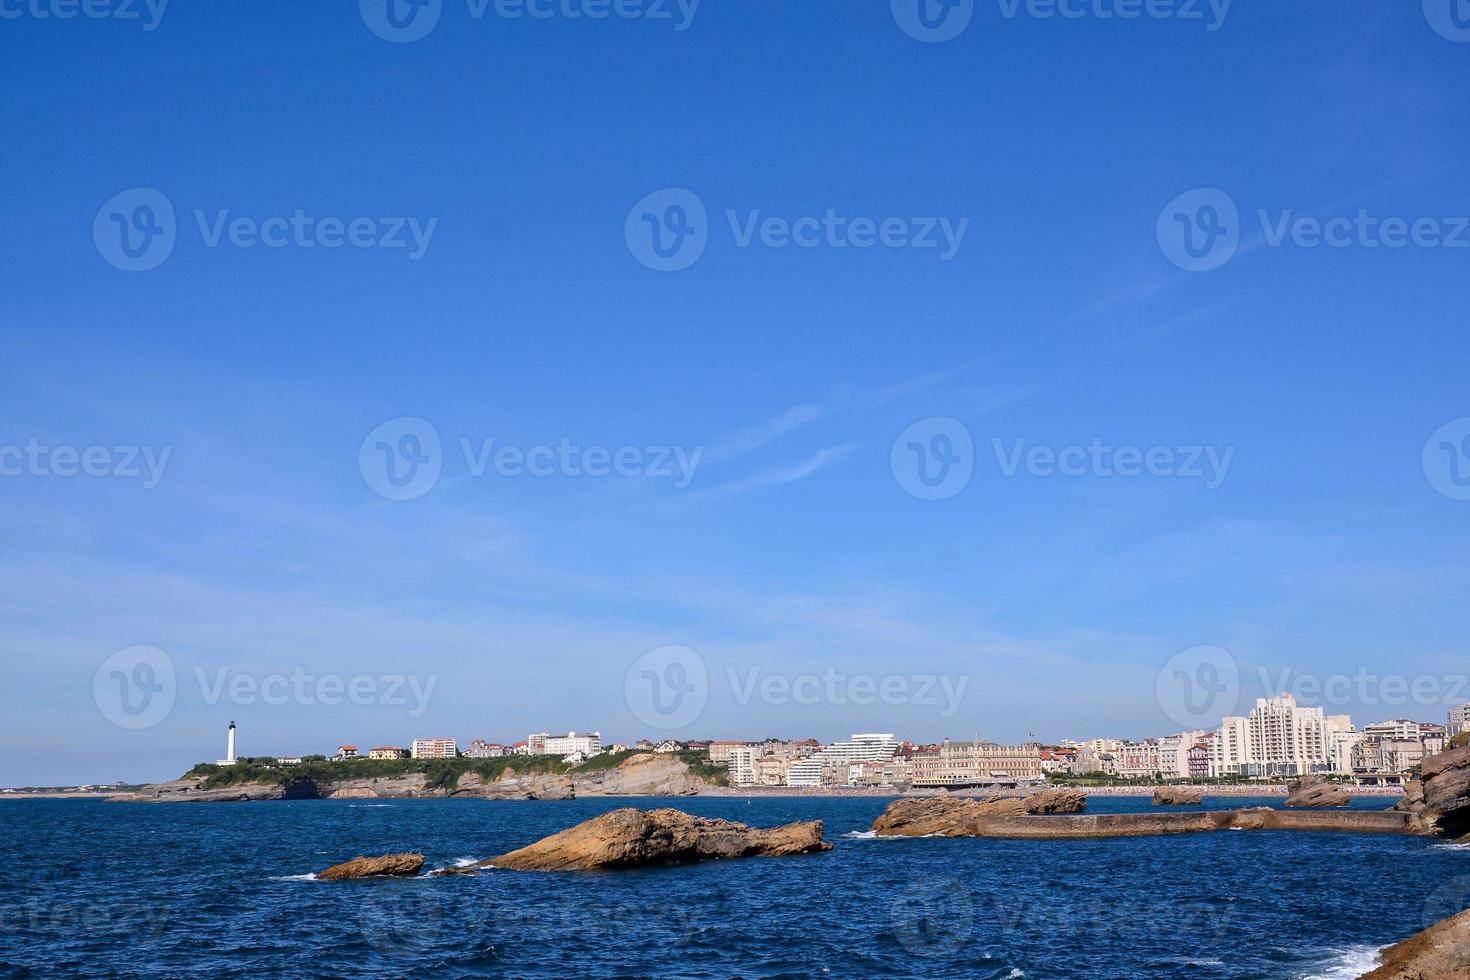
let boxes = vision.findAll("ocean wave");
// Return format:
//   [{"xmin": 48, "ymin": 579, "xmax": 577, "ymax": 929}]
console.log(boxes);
[
  {"xmin": 841, "ymin": 830, "xmax": 939, "ymax": 840},
  {"xmin": 1431, "ymin": 840, "xmax": 1470, "ymax": 851},
  {"xmin": 1295, "ymin": 945, "xmax": 1384, "ymax": 979},
  {"xmin": 268, "ymin": 873, "xmax": 318, "ymax": 882}
]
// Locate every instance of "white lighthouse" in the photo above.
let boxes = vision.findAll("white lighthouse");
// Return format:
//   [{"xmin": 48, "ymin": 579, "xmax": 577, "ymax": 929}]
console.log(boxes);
[{"xmin": 217, "ymin": 720, "xmax": 238, "ymax": 765}]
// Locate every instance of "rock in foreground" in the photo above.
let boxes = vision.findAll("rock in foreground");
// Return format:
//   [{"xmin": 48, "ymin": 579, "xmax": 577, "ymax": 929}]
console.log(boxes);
[
  {"xmin": 1358, "ymin": 907, "xmax": 1470, "ymax": 978},
  {"xmin": 1395, "ymin": 744, "xmax": 1470, "ymax": 840},
  {"xmin": 1285, "ymin": 775, "xmax": 1350, "ymax": 808},
  {"xmin": 317, "ymin": 852, "xmax": 425, "ymax": 880},
  {"xmin": 872, "ymin": 789, "xmax": 1087, "ymax": 837},
  {"xmin": 1152, "ymin": 786, "xmax": 1203, "ymax": 806},
  {"xmin": 486, "ymin": 808, "xmax": 831, "ymax": 870}
]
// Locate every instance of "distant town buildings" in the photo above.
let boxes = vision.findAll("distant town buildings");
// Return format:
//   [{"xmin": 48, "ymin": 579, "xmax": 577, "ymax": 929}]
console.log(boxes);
[
  {"xmin": 1449, "ymin": 703, "xmax": 1470, "ymax": 736},
  {"xmin": 410, "ymin": 738, "xmax": 457, "ymax": 760},
  {"xmin": 334, "ymin": 745, "xmax": 358, "ymax": 760},
  {"xmin": 527, "ymin": 732, "xmax": 602, "ymax": 758},
  {"xmin": 368, "ymin": 746, "xmax": 409, "ymax": 760},
  {"xmin": 466, "ymin": 740, "xmax": 507, "ymax": 758}
]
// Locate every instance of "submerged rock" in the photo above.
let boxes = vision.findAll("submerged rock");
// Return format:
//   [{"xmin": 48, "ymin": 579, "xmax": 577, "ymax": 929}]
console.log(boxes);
[
  {"xmin": 485, "ymin": 807, "xmax": 831, "ymax": 870},
  {"xmin": 872, "ymin": 789, "xmax": 1087, "ymax": 837},
  {"xmin": 1284, "ymin": 775, "xmax": 1350, "ymax": 808},
  {"xmin": 317, "ymin": 852, "xmax": 425, "ymax": 880},
  {"xmin": 1357, "ymin": 906, "xmax": 1470, "ymax": 978},
  {"xmin": 1152, "ymin": 786, "xmax": 1202, "ymax": 806}
]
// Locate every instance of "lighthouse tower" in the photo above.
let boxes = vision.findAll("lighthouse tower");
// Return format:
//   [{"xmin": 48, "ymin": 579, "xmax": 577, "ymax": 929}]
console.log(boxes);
[{"xmin": 218, "ymin": 720, "xmax": 238, "ymax": 765}]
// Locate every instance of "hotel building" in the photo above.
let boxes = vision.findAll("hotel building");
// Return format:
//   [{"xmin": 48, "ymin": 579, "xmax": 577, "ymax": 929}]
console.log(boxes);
[
  {"xmin": 527, "ymin": 732, "xmax": 603, "ymax": 757},
  {"xmin": 909, "ymin": 739, "xmax": 1043, "ymax": 787},
  {"xmin": 410, "ymin": 738, "xmax": 458, "ymax": 759}
]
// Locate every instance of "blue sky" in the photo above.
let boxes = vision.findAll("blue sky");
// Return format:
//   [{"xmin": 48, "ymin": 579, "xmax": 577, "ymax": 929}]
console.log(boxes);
[{"xmin": 3, "ymin": 1, "xmax": 1469, "ymax": 785}]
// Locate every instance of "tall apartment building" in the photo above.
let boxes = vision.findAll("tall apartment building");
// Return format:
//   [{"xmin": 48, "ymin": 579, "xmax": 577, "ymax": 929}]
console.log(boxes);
[
  {"xmin": 1209, "ymin": 695, "xmax": 1351, "ymax": 778},
  {"xmin": 527, "ymin": 732, "xmax": 602, "ymax": 757},
  {"xmin": 727, "ymin": 745, "xmax": 757, "ymax": 787},
  {"xmin": 1450, "ymin": 703, "xmax": 1470, "ymax": 736},
  {"xmin": 410, "ymin": 738, "xmax": 457, "ymax": 759},
  {"xmin": 708, "ymin": 740, "xmax": 749, "ymax": 764}
]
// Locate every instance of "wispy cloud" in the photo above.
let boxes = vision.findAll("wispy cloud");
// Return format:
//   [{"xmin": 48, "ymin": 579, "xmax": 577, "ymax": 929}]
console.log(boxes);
[
  {"xmin": 706, "ymin": 404, "xmax": 828, "ymax": 462},
  {"xmin": 704, "ymin": 443, "xmax": 858, "ymax": 495}
]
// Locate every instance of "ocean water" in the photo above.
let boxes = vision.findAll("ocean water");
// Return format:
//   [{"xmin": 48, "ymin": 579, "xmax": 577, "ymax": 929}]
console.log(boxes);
[{"xmin": 1, "ymin": 795, "xmax": 1465, "ymax": 979}]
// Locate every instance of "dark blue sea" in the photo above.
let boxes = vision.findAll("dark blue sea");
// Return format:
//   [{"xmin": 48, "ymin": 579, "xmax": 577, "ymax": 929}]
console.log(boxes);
[{"xmin": 2, "ymin": 796, "xmax": 1466, "ymax": 979}]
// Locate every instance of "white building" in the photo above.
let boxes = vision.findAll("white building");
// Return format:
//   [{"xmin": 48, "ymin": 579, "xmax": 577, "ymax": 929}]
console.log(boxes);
[
  {"xmin": 1158, "ymin": 732, "xmax": 1209, "ymax": 779},
  {"xmin": 410, "ymin": 738, "xmax": 457, "ymax": 759},
  {"xmin": 727, "ymin": 745, "xmax": 757, "ymax": 787},
  {"xmin": 1210, "ymin": 695, "xmax": 1352, "ymax": 778},
  {"xmin": 527, "ymin": 732, "xmax": 602, "ymax": 757},
  {"xmin": 1449, "ymin": 703, "xmax": 1470, "ymax": 736},
  {"xmin": 786, "ymin": 734, "xmax": 899, "ymax": 787},
  {"xmin": 1363, "ymin": 719, "xmax": 1425, "ymax": 742}
]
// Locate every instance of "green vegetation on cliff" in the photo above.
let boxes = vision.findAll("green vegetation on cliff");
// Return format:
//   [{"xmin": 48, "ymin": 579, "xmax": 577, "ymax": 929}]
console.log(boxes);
[{"xmin": 184, "ymin": 755, "xmax": 567, "ymax": 791}]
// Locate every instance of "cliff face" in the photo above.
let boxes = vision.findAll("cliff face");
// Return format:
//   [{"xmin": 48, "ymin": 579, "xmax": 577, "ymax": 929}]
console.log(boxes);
[
  {"xmin": 484, "ymin": 754, "xmax": 710, "ymax": 800},
  {"xmin": 117, "ymin": 754, "xmax": 715, "ymax": 803},
  {"xmin": 1395, "ymin": 744, "xmax": 1470, "ymax": 840}
]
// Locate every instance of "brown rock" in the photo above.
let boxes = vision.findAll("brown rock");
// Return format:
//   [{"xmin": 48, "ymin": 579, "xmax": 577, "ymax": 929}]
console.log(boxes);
[
  {"xmin": 872, "ymin": 789, "xmax": 1087, "ymax": 837},
  {"xmin": 317, "ymin": 852, "xmax": 425, "ymax": 880},
  {"xmin": 1285, "ymin": 775, "xmax": 1351, "ymax": 808},
  {"xmin": 1396, "ymin": 745, "xmax": 1470, "ymax": 839},
  {"xmin": 1358, "ymin": 907, "xmax": 1470, "ymax": 979},
  {"xmin": 486, "ymin": 807, "xmax": 831, "ymax": 871},
  {"xmin": 1153, "ymin": 786, "xmax": 1203, "ymax": 806}
]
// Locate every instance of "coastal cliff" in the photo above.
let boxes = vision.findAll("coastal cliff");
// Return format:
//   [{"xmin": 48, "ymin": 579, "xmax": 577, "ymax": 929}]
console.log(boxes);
[{"xmin": 116, "ymin": 751, "xmax": 719, "ymax": 803}]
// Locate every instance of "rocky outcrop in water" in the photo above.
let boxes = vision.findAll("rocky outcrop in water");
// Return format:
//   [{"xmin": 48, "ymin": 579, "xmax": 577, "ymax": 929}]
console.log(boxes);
[
  {"xmin": 871, "ymin": 789, "xmax": 1087, "ymax": 837},
  {"xmin": 1285, "ymin": 775, "xmax": 1350, "ymax": 808},
  {"xmin": 484, "ymin": 807, "xmax": 832, "ymax": 870},
  {"xmin": 1395, "ymin": 744, "xmax": 1470, "ymax": 840},
  {"xmin": 1152, "ymin": 786, "xmax": 1203, "ymax": 806},
  {"xmin": 317, "ymin": 852, "xmax": 425, "ymax": 880},
  {"xmin": 1357, "ymin": 907, "xmax": 1470, "ymax": 979},
  {"xmin": 116, "ymin": 777, "xmax": 297, "ymax": 803}
]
